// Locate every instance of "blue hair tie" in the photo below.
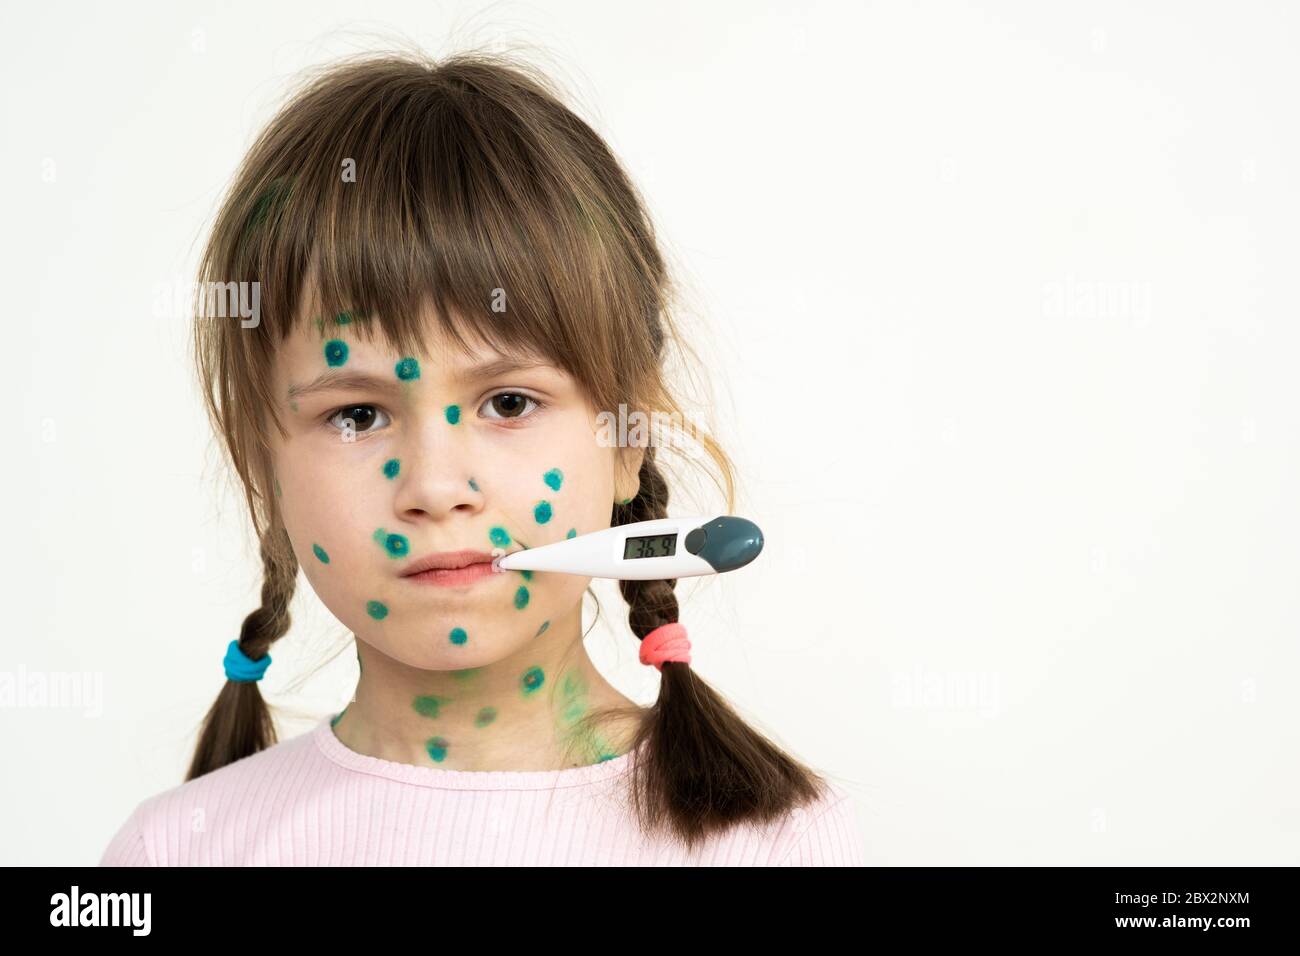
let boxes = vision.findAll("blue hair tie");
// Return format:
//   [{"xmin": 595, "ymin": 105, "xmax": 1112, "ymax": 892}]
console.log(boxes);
[{"xmin": 224, "ymin": 639, "xmax": 272, "ymax": 683}]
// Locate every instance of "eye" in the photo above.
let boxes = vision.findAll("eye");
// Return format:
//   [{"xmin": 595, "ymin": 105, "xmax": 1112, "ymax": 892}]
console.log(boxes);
[
  {"xmin": 325, "ymin": 404, "xmax": 391, "ymax": 434},
  {"xmin": 480, "ymin": 391, "xmax": 545, "ymax": 423}
]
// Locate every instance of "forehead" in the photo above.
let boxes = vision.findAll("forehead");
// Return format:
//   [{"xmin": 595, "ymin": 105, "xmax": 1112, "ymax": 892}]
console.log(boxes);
[{"xmin": 272, "ymin": 314, "xmax": 572, "ymax": 416}]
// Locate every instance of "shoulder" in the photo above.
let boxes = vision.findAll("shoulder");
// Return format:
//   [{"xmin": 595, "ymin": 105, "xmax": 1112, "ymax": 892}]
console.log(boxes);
[
  {"xmin": 767, "ymin": 780, "xmax": 866, "ymax": 866},
  {"xmin": 98, "ymin": 722, "xmax": 321, "ymax": 867}
]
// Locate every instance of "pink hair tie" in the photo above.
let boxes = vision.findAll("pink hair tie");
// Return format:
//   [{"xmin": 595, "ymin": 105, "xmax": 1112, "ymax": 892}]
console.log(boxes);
[{"xmin": 639, "ymin": 621, "xmax": 691, "ymax": 671}]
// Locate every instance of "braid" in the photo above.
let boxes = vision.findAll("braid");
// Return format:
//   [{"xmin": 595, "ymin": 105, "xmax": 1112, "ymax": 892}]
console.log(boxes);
[
  {"xmin": 185, "ymin": 526, "xmax": 299, "ymax": 781},
  {"xmin": 614, "ymin": 445, "xmax": 829, "ymax": 853},
  {"xmin": 616, "ymin": 446, "xmax": 679, "ymax": 639}
]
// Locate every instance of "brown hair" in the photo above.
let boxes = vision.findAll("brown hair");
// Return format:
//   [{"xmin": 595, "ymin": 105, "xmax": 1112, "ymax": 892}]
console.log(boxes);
[{"xmin": 187, "ymin": 47, "xmax": 830, "ymax": 851}]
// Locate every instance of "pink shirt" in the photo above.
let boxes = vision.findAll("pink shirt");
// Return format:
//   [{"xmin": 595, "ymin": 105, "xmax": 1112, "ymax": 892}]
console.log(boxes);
[{"xmin": 99, "ymin": 713, "xmax": 865, "ymax": 866}]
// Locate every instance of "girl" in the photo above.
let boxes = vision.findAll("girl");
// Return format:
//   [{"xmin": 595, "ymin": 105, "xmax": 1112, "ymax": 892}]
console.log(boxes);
[{"xmin": 99, "ymin": 49, "xmax": 863, "ymax": 866}]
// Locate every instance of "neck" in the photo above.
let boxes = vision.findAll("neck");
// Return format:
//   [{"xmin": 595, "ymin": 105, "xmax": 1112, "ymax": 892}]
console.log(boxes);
[{"xmin": 332, "ymin": 604, "xmax": 642, "ymax": 771}]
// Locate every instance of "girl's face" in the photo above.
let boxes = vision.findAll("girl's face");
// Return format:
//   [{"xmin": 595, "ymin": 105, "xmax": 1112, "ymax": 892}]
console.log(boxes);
[{"xmin": 267, "ymin": 310, "xmax": 641, "ymax": 670}]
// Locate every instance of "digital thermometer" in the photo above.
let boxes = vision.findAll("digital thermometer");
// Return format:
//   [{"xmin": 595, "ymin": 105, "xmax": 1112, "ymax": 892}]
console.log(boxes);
[{"xmin": 492, "ymin": 515, "xmax": 764, "ymax": 580}]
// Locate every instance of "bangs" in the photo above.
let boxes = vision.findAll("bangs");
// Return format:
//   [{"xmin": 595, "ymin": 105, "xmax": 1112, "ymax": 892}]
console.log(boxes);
[{"xmin": 230, "ymin": 53, "xmax": 647, "ymax": 402}]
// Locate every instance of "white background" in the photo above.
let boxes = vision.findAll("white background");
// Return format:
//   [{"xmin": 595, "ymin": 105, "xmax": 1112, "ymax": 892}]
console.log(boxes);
[{"xmin": 4, "ymin": 1, "xmax": 1297, "ymax": 865}]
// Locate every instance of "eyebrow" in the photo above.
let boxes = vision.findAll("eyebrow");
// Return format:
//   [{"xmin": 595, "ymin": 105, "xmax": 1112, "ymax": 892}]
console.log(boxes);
[{"xmin": 286, "ymin": 358, "xmax": 551, "ymax": 401}]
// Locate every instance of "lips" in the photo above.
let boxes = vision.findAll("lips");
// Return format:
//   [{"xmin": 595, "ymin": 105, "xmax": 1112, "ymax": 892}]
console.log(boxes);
[{"xmin": 401, "ymin": 549, "xmax": 498, "ymax": 589}]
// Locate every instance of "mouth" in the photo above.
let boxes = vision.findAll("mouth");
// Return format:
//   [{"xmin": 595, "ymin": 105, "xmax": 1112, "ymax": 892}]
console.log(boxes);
[{"xmin": 401, "ymin": 549, "xmax": 498, "ymax": 589}]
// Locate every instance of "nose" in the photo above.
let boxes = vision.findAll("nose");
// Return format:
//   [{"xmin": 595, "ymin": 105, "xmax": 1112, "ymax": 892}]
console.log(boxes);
[{"xmin": 390, "ymin": 414, "xmax": 483, "ymax": 522}]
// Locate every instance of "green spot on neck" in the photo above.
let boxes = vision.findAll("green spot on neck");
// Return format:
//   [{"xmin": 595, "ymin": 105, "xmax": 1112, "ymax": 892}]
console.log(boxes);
[
  {"xmin": 413, "ymin": 694, "xmax": 449, "ymax": 718},
  {"xmin": 520, "ymin": 665, "xmax": 545, "ymax": 696}
]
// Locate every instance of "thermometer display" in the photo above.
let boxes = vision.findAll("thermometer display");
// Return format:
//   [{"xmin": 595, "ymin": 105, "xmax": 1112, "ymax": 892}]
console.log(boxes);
[{"xmin": 623, "ymin": 533, "xmax": 677, "ymax": 559}]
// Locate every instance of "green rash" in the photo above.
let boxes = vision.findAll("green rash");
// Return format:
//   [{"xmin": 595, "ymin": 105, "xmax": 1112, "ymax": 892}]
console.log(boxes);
[
  {"xmin": 451, "ymin": 667, "xmax": 481, "ymax": 682},
  {"xmin": 289, "ymin": 400, "xmax": 299, "ymax": 413},
  {"xmin": 382, "ymin": 458, "xmax": 400, "ymax": 479},
  {"xmin": 274, "ymin": 478, "xmax": 282, "ymax": 498},
  {"xmin": 475, "ymin": 706, "xmax": 497, "ymax": 727},
  {"xmin": 555, "ymin": 667, "xmax": 618, "ymax": 762},
  {"xmin": 535, "ymin": 620, "xmax": 550, "ymax": 638},
  {"xmin": 559, "ymin": 670, "xmax": 584, "ymax": 722},
  {"xmin": 426, "ymin": 737, "xmax": 449, "ymax": 762},
  {"xmin": 335, "ymin": 311, "xmax": 353, "ymax": 325},
  {"xmin": 413, "ymin": 694, "xmax": 451, "ymax": 718},
  {"xmin": 366, "ymin": 600, "xmax": 388, "ymax": 620},
  {"xmin": 618, "ymin": 497, "xmax": 633, "ymax": 506},
  {"xmin": 489, "ymin": 526, "xmax": 511, "ymax": 548},
  {"xmin": 520, "ymin": 666, "xmax": 545, "ymax": 697},
  {"xmin": 244, "ymin": 176, "xmax": 293, "ymax": 239},
  {"xmin": 534, "ymin": 501, "xmax": 553, "ymax": 524},
  {"xmin": 468, "ymin": 477, "xmax": 479, "ymax": 492},
  {"xmin": 444, "ymin": 404, "xmax": 460, "ymax": 425},
  {"xmin": 543, "ymin": 468, "xmax": 563, "ymax": 491},
  {"xmin": 449, "ymin": 627, "xmax": 468, "ymax": 645},
  {"xmin": 395, "ymin": 357, "xmax": 420, "ymax": 381},
  {"xmin": 312, "ymin": 543, "xmax": 330, "ymax": 564},
  {"xmin": 514, "ymin": 586, "xmax": 530, "ymax": 610},
  {"xmin": 373, "ymin": 527, "xmax": 409, "ymax": 558},
  {"xmin": 324, "ymin": 339, "xmax": 349, "ymax": 367},
  {"xmin": 566, "ymin": 528, "xmax": 576, "ymax": 539},
  {"xmin": 331, "ymin": 706, "xmax": 347, "ymax": 729}
]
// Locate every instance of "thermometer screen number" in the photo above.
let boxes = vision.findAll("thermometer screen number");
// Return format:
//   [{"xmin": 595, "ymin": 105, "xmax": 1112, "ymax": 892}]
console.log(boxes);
[{"xmin": 623, "ymin": 533, "xmax": 677, "ymax": 559}]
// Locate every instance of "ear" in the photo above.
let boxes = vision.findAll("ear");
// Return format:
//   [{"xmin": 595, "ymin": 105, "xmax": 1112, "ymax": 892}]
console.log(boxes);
[{"xmin": 614, "ymin": 441, "xmax": 646, "ymax": 503}]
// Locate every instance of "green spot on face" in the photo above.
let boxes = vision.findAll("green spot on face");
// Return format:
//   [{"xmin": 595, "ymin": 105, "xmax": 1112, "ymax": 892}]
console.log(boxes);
[
  {"xmin": 312, "ymin": 543, "xmax": 330, "ymax": 564},
  {"xmin": 366, "ymin": 600, "xmax": 388, "ymax": 620},
  {"xmin": 426, "ymin": 737, "xmax": 449, "ymax": 762},
  {"xmin": 618, "ymin": 496, "xmax": 633, "ymax": 505},
  {"xmin": 475, "ymin": 707, "xmax": 497, "ymax": 727},
  {"xmin": 449, "ymin": 627, "xmax": 468, "ymax": 645},
  {"xmin": 535, "ymin": 620, "xmax": 550, "ymax": 638},
  {"xmin": 382, "ymin": 458, "xmax": 400, "ymax": 479},
  {"xmin": 543, "ymin": 468, "xmax": 563, "ymax": 491},
  {"xmin": 336, "ymin": 311, "xmax": 353, "ymax": 325},
  {"xmin": 331, "ymin": 707, "xmax": 347, "ymax": 729},
  {"xmin": 413, "ymin": 694, "xmax": 449, "ymax": 718},
  {"xmin": 519, "ymin": 569, "xmax": 532, "ymax": 581},
  {"xmin": 534, "ymin": 501, "xmax": 552, "ymax": 524},
  {"xmin": 395, "ymin": 357, "xmax": 420, "ymax": 381},
  {"xmin": 514, "ymin": 585, "xmax": 530, "ymax": 610},
  {"xmin": 489, "ymin": 526, "xmax": 511, "ymax": 548},
  {"xmin": 451, "ymin": 667, "xmax": 481, "ymax": 682},
  {"xmin": 566, "ymin": 528, "xmax": 576, "ymax": 539},
  {"xmin": 324, "ymin": 339, "xmax": 349, "ymax": 367},
  {"xmin": 373, "ymin": 527, "xmax": 409, "ymax": 558},
  {"xmin": 468, "ymin": 477, "xmax": 479, "ymax": 492},
  {"xmin": 289, "ymin": 400, "xmax": 298, "ymax": 412},
  {"xmin": 520, "ymin": 666, "xmax": 545, "ymax": 696},
  {"xmin": 274, "ymin": 477, "xmax": 282, "ymax": 498},
  {"xmin": 444, "ymin": 404, "xmax": 460, "ymax": 425}
]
